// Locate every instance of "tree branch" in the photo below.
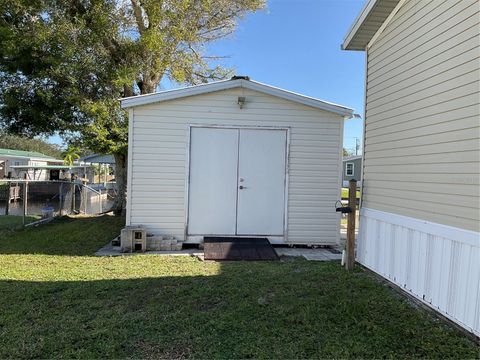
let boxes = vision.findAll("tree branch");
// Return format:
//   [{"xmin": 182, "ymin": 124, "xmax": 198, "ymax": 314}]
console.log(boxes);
[{"xmin": 130, "ymin": 0, "xmax": 147, "ymax": 34}]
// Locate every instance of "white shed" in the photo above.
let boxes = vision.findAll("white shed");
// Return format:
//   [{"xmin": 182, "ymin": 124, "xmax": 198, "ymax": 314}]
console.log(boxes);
[{"xmin": 121, "ymin": 77, "xmax": 354, "ymax": 246}]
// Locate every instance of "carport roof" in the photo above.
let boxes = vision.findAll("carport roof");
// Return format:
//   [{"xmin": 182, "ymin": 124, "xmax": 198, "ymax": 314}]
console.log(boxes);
[
  {"xmin": 0, "ymin": 148, "xmax": 60, "ymax": 161},
  {"xmin": 120, "ymin": 78, "xmax": 355, "ymax": 118}
]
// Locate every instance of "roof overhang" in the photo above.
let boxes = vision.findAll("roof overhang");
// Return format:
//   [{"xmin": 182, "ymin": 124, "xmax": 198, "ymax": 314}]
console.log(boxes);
[
  {"xmin": 0, "ymin": 154, "xmax": 60, "ymax": 162},
  {"xmin": 10, "ymin": 165, "xmax": 92, "ymax": 170},
  {"xmin": 120, "ymin": 78, "xmax": 355, "ymax": 118},
  {"xmin": 343, "ymin": 155, "xmax": 362, "ymax": 161},
  {"xmin": 80, "ymin": 153, "xmax": 115, "ymax": 164},
  {"xmin": 342, "ymin": 0, "xmax": 402, "ymax": 51}
]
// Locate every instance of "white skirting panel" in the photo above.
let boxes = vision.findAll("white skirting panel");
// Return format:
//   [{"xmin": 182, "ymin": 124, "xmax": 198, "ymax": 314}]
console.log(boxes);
[{"xmin": 358, "ymin": 208, "xmax": 480, "ymax": 336}]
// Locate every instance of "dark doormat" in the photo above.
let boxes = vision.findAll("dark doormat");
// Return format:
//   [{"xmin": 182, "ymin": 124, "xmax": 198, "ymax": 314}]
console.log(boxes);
[{"xmin": 203, "ymin": 237, "xmax": 279, "ymax": 261}]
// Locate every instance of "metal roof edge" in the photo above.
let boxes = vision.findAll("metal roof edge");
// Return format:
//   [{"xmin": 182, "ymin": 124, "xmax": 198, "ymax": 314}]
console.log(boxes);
[
  {"xmin": 0, "ymin": 155, "xmax": 49, "ymax": 161},
  {"xmin": 343, "ymin": 155, "xmax": 362, "ymax": 161},
  {"xmin": 120, "ymin": 78, "xmax": 354, "ymax": 117},
  {"xmin": 241, "ymin": 80, "xmax": 354, "ymax": 117},
  {"xmin": 120, "ymin": 79, "xmax": 236, "ymax": 108}
]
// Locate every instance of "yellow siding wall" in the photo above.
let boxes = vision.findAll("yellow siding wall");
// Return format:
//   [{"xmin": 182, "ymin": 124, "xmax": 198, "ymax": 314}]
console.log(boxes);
[{"xmin": 363, "ymin": 0, "xmax": 480, "ymax": 231}]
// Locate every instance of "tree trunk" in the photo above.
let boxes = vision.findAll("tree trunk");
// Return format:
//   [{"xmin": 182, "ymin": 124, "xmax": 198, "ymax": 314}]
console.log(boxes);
[{"xmin": 113, "ymin": 152, "xmax": 127, "ymax": 216}]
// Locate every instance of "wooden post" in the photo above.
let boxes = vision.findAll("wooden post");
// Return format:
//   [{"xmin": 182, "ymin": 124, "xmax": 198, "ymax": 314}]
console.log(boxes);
[{"xmin": 346, "ymin": 179, "xmax": 357, "ymax": 270}]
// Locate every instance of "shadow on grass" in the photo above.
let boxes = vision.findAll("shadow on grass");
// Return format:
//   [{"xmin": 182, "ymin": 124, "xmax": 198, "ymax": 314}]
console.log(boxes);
[
  {"xmin": 0, "ymin": 259, "xmax": 477, "ymax": 359},
  {"xmin": 0, "ymin": 215, "xmax": 477, "ymax": 358},
  {"xmin": 0, "ymin": 215, "xmax": 125, "ymax": 256}
]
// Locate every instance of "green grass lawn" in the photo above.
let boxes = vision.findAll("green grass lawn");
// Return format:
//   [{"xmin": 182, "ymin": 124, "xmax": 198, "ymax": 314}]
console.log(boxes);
[
  {"xmin": 0, "ymin": 214, "xmax": 40, "ymax": 231},
  {"xmin": 0, "ymin": 216, "xmax": 477, "ymax": 358}
]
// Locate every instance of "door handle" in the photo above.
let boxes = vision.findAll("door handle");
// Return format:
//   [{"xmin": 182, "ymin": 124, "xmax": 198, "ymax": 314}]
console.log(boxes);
[{"xmin": 239, "ymin": 185, "xmax": 246, "ymax": 190}]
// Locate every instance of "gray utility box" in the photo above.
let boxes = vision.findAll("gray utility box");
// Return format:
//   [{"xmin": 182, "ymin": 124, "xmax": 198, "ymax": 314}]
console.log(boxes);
[{"xmin": 121, "ymin": 226, "xmax": 146, "ymax": 252}]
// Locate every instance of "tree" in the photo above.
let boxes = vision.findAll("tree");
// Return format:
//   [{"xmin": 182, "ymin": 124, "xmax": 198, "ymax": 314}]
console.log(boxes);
[
  {"xmin": 0, "ymin": 132, "xmax": 62, "ymax": 158},
  {"xmin": 0, "ymin": 0, "xmax": 265, "ymax": 214},
  {"xmin": 63, "ymin": 145, "xmax": 81, "ymax": 166}
]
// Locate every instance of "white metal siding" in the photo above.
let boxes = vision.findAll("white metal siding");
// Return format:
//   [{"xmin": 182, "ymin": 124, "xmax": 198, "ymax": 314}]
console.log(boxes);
[
  {"xmin": 359, "ymin": 208, "xmax": 480, "ymax": 336},
  {"xmin": 128, "ymin": 87, "xmax": 344, "ymax": 245},
  {"xmin": 363, "ymin": 0, "xmax": 480, "ymax": 232}
]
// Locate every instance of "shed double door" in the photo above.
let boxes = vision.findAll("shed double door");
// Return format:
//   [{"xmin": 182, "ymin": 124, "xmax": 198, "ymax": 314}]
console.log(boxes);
[{"xmin": 188, "ymin": 127, "xmax": 287, "ymax": 236}]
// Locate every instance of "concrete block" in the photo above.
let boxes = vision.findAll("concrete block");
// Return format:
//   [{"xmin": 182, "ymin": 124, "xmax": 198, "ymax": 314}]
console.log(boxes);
[
  {"xmin": 159, "ymin": 244, "xmax": 172, "ymax": 251},
  {"xmin": 161, "ymin": 240, "xmax": 172, "ymax": 247}
]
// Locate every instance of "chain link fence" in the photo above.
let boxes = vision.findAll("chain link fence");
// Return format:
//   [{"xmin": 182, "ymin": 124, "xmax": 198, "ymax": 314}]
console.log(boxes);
[{"xmin": 0, "ymin": 180, "xmax": 116, "ymax": 227}]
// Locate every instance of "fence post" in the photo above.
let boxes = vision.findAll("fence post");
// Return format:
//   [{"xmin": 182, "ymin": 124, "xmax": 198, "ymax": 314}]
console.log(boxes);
[
  {"xmin": 59, "ymin": 182, "xmax": 63, "ymax": 215},
  {"xmin": 22, "ymin": 181, "xmax": 28, "ymax": 226},
  {"xmin": 346, "ymin": 179, "xmax": 357, "ymax": 270},
  {"xmin": 104, "ymin": 164, "xmax": 107, "ymax": 187},
  {"xmin": 5, "ymin": 182, "xmax": 10, "ymax": 216},
  {"xmin": 72, "ymin": 183, "xmax": 75, "ymax": 213},
  {"xmin": 84, "ymin": 185, "xmax": 87, "ymax": 213}
]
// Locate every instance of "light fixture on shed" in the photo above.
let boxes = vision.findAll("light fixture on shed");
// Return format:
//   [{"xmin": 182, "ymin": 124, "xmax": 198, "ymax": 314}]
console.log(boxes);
[{"xmin": 237, "ymin": 96, "xmax": 246, "ymax": 109}]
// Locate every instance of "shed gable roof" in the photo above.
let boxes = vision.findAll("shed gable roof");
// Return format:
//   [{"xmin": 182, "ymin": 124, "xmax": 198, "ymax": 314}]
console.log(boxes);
[
  {"xmin": 120, "ymin": 78, "xmax": 354, "ymax": 118},
  {"xmin": 342, "ymin": 0, "xmax": 402, "ymax": 50}
]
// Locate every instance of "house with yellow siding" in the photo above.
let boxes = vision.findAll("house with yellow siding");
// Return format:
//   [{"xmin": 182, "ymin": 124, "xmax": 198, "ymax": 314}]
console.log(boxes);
[{"xmin": 343, "ymin": 0, "xmax": 479, "ymax": 336}]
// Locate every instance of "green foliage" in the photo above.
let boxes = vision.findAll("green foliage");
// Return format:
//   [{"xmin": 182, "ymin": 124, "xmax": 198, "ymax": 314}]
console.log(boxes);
[
  {"xmin": 0, "ymin": 0, "xmax": 265, "ymax": 211},
  {"xmin": 0, "ymin": 216, "xmax": 477, "ymax": 358},
  {"xmin": 0, "ymin": 132, "xmax": 62, "ymax": 158},
  {"xmin": 0, "ymin": 0, "xmax": 265, "ymax": 152},
  {"xmin": 62, "ymin": 145, "xmax": 81, "ymax": 166}
]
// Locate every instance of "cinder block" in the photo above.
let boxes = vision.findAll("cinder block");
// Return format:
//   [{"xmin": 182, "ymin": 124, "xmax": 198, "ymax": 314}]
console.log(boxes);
[
  {"xmin": 146, "ymin": 243, "xmax": 161, "ymax": 251},
  {"xmin": 159, "ymin": 244, "xmax": 172, "ymax": 251},
  {"xmin": 120, "ymin": 226, "xmax": 146, "ymax": 252},
  {"xmin": 161, "ymin": 240, "xmax": 172, "ymax": 247}
]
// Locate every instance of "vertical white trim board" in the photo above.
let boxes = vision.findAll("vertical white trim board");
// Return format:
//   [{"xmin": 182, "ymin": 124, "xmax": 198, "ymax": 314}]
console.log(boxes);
[
  {"xmin": 126, "ymin": 108, "xmax": 134, "ymax": 226},
  {"xmin": 358, "ymin": 207, "xmax": 480, "ymax": 337}
]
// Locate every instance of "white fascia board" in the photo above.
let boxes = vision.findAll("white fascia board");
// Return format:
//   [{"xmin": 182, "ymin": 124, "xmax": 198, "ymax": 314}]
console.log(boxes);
[
  {"xmin": 120, "ymin": 79, "xmax": 354, "ymax": 118},
  {"xmin": 0, "ymin": 154, "xmax": 56, "ymax": 162},
  {"xmin": 243, "ymin": 80, "xmax": 354, "ymax": 117},
  {"xmin": 343, "ymin": 155, "xmax": 362, "ymax": 161},
  {"xmin": 120, "ymin": 79, "xmax": 234, "ymax": 108},
  {"xmin": 342, "ymin": 0, "xmax": 379, "ymax": 50},
  {"xmin": 33, "ymin": 157, "xmax": 62, "ymax": 162}
]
